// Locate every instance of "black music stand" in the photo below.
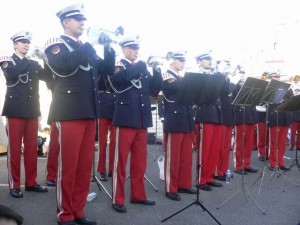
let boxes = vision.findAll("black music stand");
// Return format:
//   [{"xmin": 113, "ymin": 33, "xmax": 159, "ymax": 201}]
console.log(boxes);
[
  {"xmin": 251, "ymin": 79, "xmax": 291, "ymax": 193},
  {"xmin": 258, "ymin": 81, "xmax": 298, "ymax": 188},
  {"xmin": 278, "ymin": 95, "xmax": 300, "ymax": 172},
  {"xmin": 161, "ymin": 72, "xmax": 226, "ymax": 225},
  {"xmin": 217, "ymin": 77, "xmax": 267, "ymax": 214}
]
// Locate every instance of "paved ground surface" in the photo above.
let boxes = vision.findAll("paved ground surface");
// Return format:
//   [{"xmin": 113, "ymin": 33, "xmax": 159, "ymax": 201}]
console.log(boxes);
[{"xmin": 0, "ymin": 144, "xmax": 300, "ymax": 225}]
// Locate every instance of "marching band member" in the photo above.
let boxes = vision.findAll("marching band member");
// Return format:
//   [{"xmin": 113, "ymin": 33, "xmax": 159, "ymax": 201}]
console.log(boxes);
[
  {"xmin": 267, "ymin": 72, "xmax": 292, "ymax": 171},
  {"xmin": 0, "ymin": 31, "xmax": 50, "ymax": 198},
  {"xmin": 232, "ymin": 78, "xmax": 259, "ymax": 175},
  {"xmin": 44, "ymin": 3, "xmax": 115, "ymax": 225},
  {"xmin": 162, "ymin": 52, "xmax": 196, "ymax": 201},
  {"xmin": 97, "ymin": 71, "xmax": 116, "ymax": 181},
  {"xmin": 194, "ymin": 52, "xmax": 223, "ymax": 191},
  {"xmin": 256, "ymin": 72, "xmax": 270, "ymax": 162},
  {"xmin": 110, "ymin": 35, "xmax": 162, "ymax": 213},
  {"xmin": 215, "ymin": 60, "xmax": 235, "ymax": 181},
  {"xmin": 257, "ymin": 109, "xmax": 269, "ymax": 161},
  {"xmin": 289, "ymin": 88, "xmax": 300, "ymax": 151}
]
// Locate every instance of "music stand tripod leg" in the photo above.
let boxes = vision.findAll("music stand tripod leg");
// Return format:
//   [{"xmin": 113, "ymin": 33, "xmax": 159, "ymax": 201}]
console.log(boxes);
[
  {"xmin": 144, "ymin": 175, "xmax": 158, "ymax": 191},
  {"xmin": 161, "ymin": 144, "xmax": 221, "ymax": 225},
  {"xmin": 218, "ymin": 106, "xmax": 265, "ymax": 215},
  {"xmin": 91, "ymin": 147, "xmax": 112, "ymax": 199},
  {"xmin": 125, "ymin": 175, "xmax": 158, "ymax": 191}
]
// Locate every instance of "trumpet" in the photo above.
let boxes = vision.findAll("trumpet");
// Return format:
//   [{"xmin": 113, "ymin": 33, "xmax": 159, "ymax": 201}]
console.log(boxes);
[
  {"xmin": 87, "ymin": 26, "xmax": 124, "ymax": 46},
  {"xmin": 291, "ymin": 75, "xmax": 300, "ymax": 83},
  {"xmin": 260, "ymin": 72, "xmax": 270, "ymax": 81}
]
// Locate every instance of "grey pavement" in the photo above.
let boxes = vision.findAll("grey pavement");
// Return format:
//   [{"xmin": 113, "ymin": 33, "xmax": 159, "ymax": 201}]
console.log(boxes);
[{"xmin": 0, "ymin": 144, "xmax": 300, "ymax": 225}]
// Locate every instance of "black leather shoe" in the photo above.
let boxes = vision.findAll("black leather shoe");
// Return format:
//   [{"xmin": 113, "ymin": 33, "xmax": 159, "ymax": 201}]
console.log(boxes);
[
  {"xmin": 207, "ymin": 181, "xmax": 223, "ymax": 187},
  {"xmin": 165, "ymin": 192, "xmax": 181, "ymax": 201},
  {"xmin": 244, "ymin": 167, "xmax": 259, "ymax": 173},
  {"xmin": 214, "ymin": 175, "xmax": 226, "ymax": 181},
  {"xmin": 234, "ymin": 169, "xmax": 248, "ymax": 175},
  {"xmin": 280, "ymin": 166, "xmax": 290, "ymax": 171},
  {"xmin": 57, "ymin": 220, "xmax": 77, "ymax": 225},
  {"xmin": 196, "ymin": 184, "xmax": 213, "ymax": 191},
  {"xmin": 10, "ymin": 189, "xmax": 23, "ymax": 198},
  {"xmin": 108, "ymin": 171, "xmax": 112, "ymax": 177},
  {"xmin": 112, "ymin": 204, "xmax": 127, "ymax": 213},
  {"xmin": 178, "ymin": 188, "xmax": 197, "ymax": 194},
  {"xmin": 130, "ymin": 199, "xmax": 155, "ymax": 205},
  {"xmin": 46, "ymin": 180, "xmax": 56, "ymax": 187},
  {"xmin": 288, "ymin": 147, "xmax": 294, "ymax": 151},
  {"xmin": 25, "ymin": 184, "xmax": 48, "ymax": 192},
  {"xmin": 99, "ymin": 173, "xmax": 108, "ymax": 181},
  {"xmin": 75, "ymin": 217, "xmax": 97, "ymax": 225}
]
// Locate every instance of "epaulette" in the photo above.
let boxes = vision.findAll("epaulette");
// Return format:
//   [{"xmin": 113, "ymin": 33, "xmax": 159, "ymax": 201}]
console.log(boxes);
[
  {"xmin": 161, "ymin": 72, "xmax": 175, "ymax": 81},
  {"xmin": 114, "ymin": 61, "xmax": 126, "ymax": 74},
  {"xmin": 0, "ymin": 56, "xmax": 11, "ymax": 63},
  {"xmin": 44, "ymin": 37, "xmax": 63, "ymax": 51},
  {"xmin": 115, "ymin": 61, "xmax": 125, "ymax": 67}
]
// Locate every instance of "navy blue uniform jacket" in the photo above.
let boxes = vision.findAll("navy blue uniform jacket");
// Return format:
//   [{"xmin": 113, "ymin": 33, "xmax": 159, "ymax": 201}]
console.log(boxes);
[
  {"xmin": 267, "ymin": 103, "xmax": 292, "ymax": 127},
  {"xmin": 110, "ymin": 59, "xmax": 162, "ymax": 128},
  {"xmin": 162, "ymin": 70, "xmax": 194, "ymax": 132},
  {"xmin": 44, "ymin": 35, "xmax": 115, "ymax": 122},
  {"xmin": 232, "ymin": 84, "xmax": 258, "ymax": 125},
  {"xmin": 0, "ymin": 54, "xmax": 51, "ymax": 118},
  {"xmin": 98, "ymin": 74, "xmax": 116, "ymax": 119},
  {"xmin": 220, "ymin": 81, "xmax": 235, "ymax": 126}
]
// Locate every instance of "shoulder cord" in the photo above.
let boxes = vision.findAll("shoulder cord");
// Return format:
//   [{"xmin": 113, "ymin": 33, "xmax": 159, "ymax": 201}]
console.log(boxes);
[
  {"xmin": 43, "ymin": 38, "xmax": 91, "ymax": 78},
  {"xmin": 6, "ymin": 58, "xmax": 29, "ymax": 88},
  {"xmin": 162, "ymin": 92, "xmax": 175, "ymax": 103},
  {"xmin": 107, "ymin": 62, "xmax": 142, "ymax": 93}
]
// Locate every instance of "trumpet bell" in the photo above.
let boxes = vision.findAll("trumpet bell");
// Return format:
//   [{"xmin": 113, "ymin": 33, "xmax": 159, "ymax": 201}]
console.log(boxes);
[
  {"xmin": 87, "ymin": 26, "xmax": 124, "ymax": 46},
  {"xmin": 256, "ymin": 105, "xmax": 266, "ymax": 112}
]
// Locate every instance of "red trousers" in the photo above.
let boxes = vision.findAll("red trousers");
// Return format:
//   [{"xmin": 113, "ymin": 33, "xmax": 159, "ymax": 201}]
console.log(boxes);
[
  {"xmin": 6, "ymin": 117, "xmax": 38, "ymax": 189},
  {"xmin": 55, "ymin": 120, "xmax": 96, "ymax": 223},
  {"xmin": 112, "ymin": 127, "xmax": 147, "ymax": 205},
  {"xmin": 233, "ymin": 124, "xmax": 255, "ymax": 170},
  {"xmin": 290, "ymin": 121, "xmax": 300, "ymax": 149},
  {"xmin": 198, "ymin": 123, "xmax": 223, "ymax": 185},
  {"xmin": 193, "ymin": 123, "xmax": 200, "ymax": 149},
  {"xmin": 46, "ymin": 123, "xmax": 59, "ymax": 181},
  {"xmin": 97, "ymin": 118, "xmax": 115, "ymax": 174},
  {"xmin": 257, "ymin": 122, "xmax": 269, "ymax": 158},
  {"xmin": 269, "ymin": 126, "xmax": 288, "ymax": 167},
  {"xmin": 216, "ymin": 125, "xmax": 232, "ymax": 176},
  {"xmin": 164, "ymin": 132, "xmax": 193, "ymax": 193}
]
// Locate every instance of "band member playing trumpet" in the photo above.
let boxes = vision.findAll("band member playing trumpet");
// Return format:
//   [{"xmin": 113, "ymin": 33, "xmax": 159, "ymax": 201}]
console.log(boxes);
[
  {"xmin": 267, "ymin": 72, "xmax": 292, "ymax": 171},
  {"xmin": 194, "ymin": 52, "xmax": 223, "ymax": 191},
  {"xmin": 110, "ymin": 35, "xmax": 162, "ymax": 213},
  {"xmin": 289, "ymin": 85, "xmax": 300, "ymax": 151},
  {"xmin": 162, "ymin": 52, "xmax": 196, "ymax": 201},
  {"xmin": 44, "ymin": 3, "xmax": 115, "ymax": 225},
  {"xmin": 233, "ymin": 77, "xmax": 259, "ymax": 175},
  {"xmin": 0, "ymin": 31, "xmax": 50, "ymax": 198},
  {"xmin": 256, "ymin": 72, "xmax": 270, "ymax": 161},
  {"xmin": 97, "ymin": 72, "xmax": 116, "ymax": 181}
]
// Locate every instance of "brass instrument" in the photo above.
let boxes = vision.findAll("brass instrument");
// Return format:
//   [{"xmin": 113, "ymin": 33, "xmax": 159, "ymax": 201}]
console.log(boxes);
[
  {"xmin": 291, "ymin": 75, "xmax": 300, "ymax": 83},
  {"xmin": 87, "ymin": 26, "xmax": 124, "ymax": 46},
  {"xmin": 260, "ymin": 72, "xmax": 270, "ymax": 81}
]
